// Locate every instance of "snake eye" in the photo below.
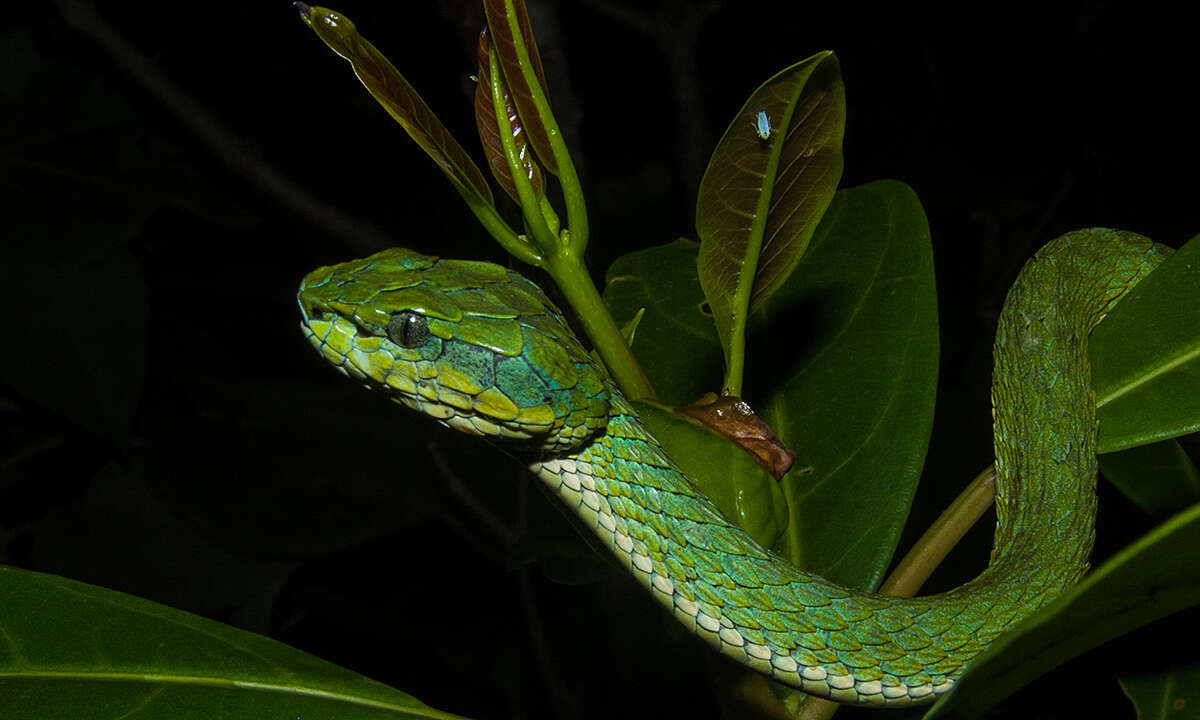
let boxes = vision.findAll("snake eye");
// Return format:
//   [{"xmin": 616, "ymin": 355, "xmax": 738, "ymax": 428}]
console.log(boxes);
[{"xmin": 387, "ymin": 311, "xmax": 431, "ymax": 348}]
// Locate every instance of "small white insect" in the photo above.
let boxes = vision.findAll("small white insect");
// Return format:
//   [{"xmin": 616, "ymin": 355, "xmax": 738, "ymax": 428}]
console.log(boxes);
[{"xmin": 752, "ymin": 110, "xmax": 773, "ymax": 141}]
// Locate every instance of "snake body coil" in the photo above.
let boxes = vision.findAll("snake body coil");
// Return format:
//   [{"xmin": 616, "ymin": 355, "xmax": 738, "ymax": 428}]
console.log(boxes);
[{"xmin": 298, "ymin": 230, "xmax": 1168, "ymax": 706}]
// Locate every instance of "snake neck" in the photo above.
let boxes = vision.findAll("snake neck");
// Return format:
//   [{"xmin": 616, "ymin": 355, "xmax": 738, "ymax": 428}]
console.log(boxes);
[{"xmin": 526, "ymin": 231, "xmax": 1168, "ymax": 706}]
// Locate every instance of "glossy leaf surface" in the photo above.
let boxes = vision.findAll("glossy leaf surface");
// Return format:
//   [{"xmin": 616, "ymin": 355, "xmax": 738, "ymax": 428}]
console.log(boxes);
[
  {"xmin": 925, "ymin": 502, "xmax": 1200, "ymax": 719},
  {"xmin": 481, "ymin": 0, "xmax": 558, "ymax": 174},
  {"xmin": 1092, "ymin": 234, "xmax": 1200, "ymax": 451},
  {"xmin": 0, "ymin": 565, "xmax": 466, "ymax": 720},
  {"xmin": 1100, "ymin": 439, "xmax": 1200, "ymax": 516},
  {"xmin": 297, "ymin": 5, "xmax": 493, "ymax": 207},
  {"xmin": 474, "ymin": 28, "xmax": 544, "ymax": 203},
  {"xmin": 604, "ymin": 238, "xmax": 723, "ymax": 406},
  {"xmin": 695, "ymin": 52, "xmax": 845, "ymax": 388},
  {"xmin": 756, "ymin": 181, "xmax": 936, "ymax": 585}
]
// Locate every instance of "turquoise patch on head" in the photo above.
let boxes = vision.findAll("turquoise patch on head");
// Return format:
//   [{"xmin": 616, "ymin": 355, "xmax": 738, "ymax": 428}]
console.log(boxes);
[
  {"xmin": 440, "ymin": 340, "xmax": 495, "ymax": 389},
  {"xmin": 494, "ymin": 355, "xmax": 550, "ymax": 408}
]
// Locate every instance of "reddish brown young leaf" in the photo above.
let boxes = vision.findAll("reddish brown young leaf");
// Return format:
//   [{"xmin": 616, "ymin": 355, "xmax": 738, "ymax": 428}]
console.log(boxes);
[
  {"xmin": 680, "ymin": 393, "xmax": 796, "ymax": 480},
  {"xmin": 474, "ymin": 27, "xmax": 544, "ymax": 203},
  {"xmin": 481, "ymin": 0, "xmax": 559, "ymax": 174}
]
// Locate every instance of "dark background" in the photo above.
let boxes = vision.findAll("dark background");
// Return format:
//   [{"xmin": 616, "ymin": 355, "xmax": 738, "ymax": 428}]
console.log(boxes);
[{"xmin": 2, "ymin": 1, "xmax": 1197, "ymax": 718}]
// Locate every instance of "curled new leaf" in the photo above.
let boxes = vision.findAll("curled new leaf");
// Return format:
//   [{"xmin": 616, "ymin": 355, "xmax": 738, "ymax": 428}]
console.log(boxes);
[
  {"xmin": 474, "ymin": 28, "xmax": 544, "ymax": 203},
  {"xmin": 680, "ymin": 393, "xmax": 795, "ymax": 480},
  {"xmin": 481, "ymin": 0, "xmax": 558, "ymax": 174}
]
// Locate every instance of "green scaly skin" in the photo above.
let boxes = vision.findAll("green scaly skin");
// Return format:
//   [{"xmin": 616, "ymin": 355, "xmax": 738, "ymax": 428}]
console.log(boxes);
[{"xmin": 297, "ymin": 230, "xmax": 1169, "ymax": 706}]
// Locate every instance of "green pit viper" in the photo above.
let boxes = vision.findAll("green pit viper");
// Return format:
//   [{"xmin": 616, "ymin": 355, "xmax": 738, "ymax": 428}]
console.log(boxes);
[{"xmin": 298, "ymin": 229, "xmax": 1170, "ymax": 706}]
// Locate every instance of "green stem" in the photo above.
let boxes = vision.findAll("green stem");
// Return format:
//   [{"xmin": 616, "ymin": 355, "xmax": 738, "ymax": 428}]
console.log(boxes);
[
  {"xmin": 461, "ymin": 195, "xmax": 541, "ymax": 266},
  {"xmin": 878, "ymin": 466, "xmax": 997, "ymax": 596},
  {"xmin": 496, "ymin": 0, "xmax": 588, "ymax": 255},
  {"xmin": 720, "ymin": 149, "xmax": 780, "ymax": 398},
  {"xmin": 556, "ymin": 144, "xmax": 589, "ymax": 254},
  {"xmin": 723, "ymin": 314, "xmax": 747, "ymax": 397},
  {"xmin": 487, "ymin": 46, "xmax": 558, "ymax": 260},
  {"xmin": 546, "ymin": 252, "xmax": 657, "ymax": 401}
]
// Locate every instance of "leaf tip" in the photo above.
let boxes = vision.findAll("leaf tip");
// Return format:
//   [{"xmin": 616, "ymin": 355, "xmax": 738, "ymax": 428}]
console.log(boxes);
[{"xmin": 297, "ymin": 5, "xmax": 353, "ymax": 36}]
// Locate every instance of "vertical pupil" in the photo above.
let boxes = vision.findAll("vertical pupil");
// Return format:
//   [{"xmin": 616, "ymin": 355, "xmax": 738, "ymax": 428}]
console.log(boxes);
[{"xmin": 388, "ymin": 312, "xmax": 429, "ymax": 348}]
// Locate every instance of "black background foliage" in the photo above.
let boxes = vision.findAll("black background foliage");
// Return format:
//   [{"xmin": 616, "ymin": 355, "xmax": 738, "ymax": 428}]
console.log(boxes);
[{"xmin": 2, "ymin": 1, "xmax": 1197, "ymax": 718}]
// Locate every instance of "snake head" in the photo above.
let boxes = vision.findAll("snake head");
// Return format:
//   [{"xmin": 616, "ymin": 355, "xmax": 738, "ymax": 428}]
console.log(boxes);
[{"xmin": 298, "ymin": 248, "xmax": 611, "ymax": 453}]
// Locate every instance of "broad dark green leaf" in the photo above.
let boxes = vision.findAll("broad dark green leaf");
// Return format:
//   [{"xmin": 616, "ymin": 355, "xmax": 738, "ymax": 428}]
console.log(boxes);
[
  {"xmin": 1119, "ymin": 657, "xmax": 1200, "ymax": 720},
  {"xmin": 604, "ymin": 238, "xmax": 723, "ymax": 406},
  {"xmin": 1100, "ymin": 439, "xmax": 1200, "ymax": 516},
  {"xmin": 481, "ymin": 0, "xmax": 558, "ymax": 174},
  {"xmin": 605, "ymin": 181, "xmax": 937, "ymax": 591},
  {"xmin": 0, "ymin": 565, "xmax": 468, "ymax": 720},
  {"xmin": 924, "ymin": 502, "xmax": 1200, "ymax": 720},
  {"xmin": 695, "ymin": 52, "xmax": 845, "ymax": 384},
  {"xmin": 474, "ymin": 28, "xmax": 544, "ymax": 203},
  {"xmin": 755, "ymin": 180, "xmax": 937, "ymax": 587},
  {"xmin": 297, "ymin": 5, "xmax": 493, "ymax": 207},
  {"xmin": 1093, "ymin": 235, "xmax": 1200, "ymax": 452}
]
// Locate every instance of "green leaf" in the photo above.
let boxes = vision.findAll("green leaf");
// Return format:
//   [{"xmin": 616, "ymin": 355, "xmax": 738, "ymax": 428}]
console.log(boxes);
[
  {"xmin": 603, "ymin": 238, "xmax": 723, "ymax": 406},
  {"xmin": 695, "ymin": 52, "xmax": 845, "ymax": 394},
  {"xmin": 1120, "ymin": 657, "xmax": 1200, "ymax": 720},
  {"xmin": 0, "ymin": 565, "xmax": 468, "ymax": 720},
  {"xmin": 296, "ymin": 5, "xmax": 493, "ymax": 209},
  {"xmin": 924, "ymin": 502, "xmax": 1200, "ymax": 720},
  {"xmin": 1101, "ymin": 439, "xmax": 1200, "ymax": 516},
  {"xmin": 1093, "ymin": 234, "xmax": 1200, "ymax": 452},
  {"xmin": 605, "ymin": 181, "xmax": 937, "ymax": 590},
  {"xmin": 756, "ymin": 180, "xmax": 937, "ymax": 587}
]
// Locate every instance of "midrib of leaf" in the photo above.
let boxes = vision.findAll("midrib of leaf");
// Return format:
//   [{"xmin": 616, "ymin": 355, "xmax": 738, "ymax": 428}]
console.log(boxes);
[
  {"xmin": 0, "ymin": 671, "xmax": 464, "ymax": 719},
  {"xmin": 1156, "ymin": 676, "xmax": 1178, "ymax": 717},
  {"xmin": 1097, "ymin": 342, "xmax": 1200, "ymax": 407}
]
